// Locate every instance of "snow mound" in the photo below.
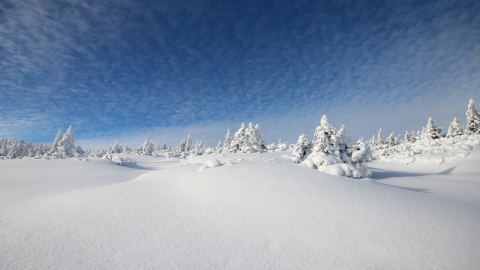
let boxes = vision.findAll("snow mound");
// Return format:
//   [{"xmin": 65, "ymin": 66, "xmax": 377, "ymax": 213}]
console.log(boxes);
[
  {"xmin": 105, "ymin": 154, "xmax": 137, "ymax": 167},
  {"xmin": 302, "ymin": 152, "xmax": 371, "ymax": 178},
  {"xmin": 198, "ymin": 159, "xmax": 222, "ymax": 171}
]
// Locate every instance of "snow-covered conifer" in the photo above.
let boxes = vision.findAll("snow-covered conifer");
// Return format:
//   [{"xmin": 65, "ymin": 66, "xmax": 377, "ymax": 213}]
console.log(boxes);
[
  {"xmin": 466, "ymin": 99, "xmax": 480, "ymax": 134},
  {"xmin": 446, "ymin": 117, "xmax": 464, "ymax": 138},
  {"xmin": 110, "ymin": 140, "xmax": 122, "ymax": 154},
  {"xmin": 386, "ymin": 132, "xmax": 400, "ymax": 146},
  {"xmin": 61, "ymin": 126, "xmax": 76, "ymax": 158},
  {"xmin": 351, "ymin": 139, "xmax": 373, "ymax": 165},
  {"xmin": 404, "ymin": 130, "xmax": 416, "ymax": 143},
  {"xmin": 49, "ymin": 130, "xmax": 63, "ymax": 156},
  {"xmin": 335, "ymin": 125, "xmax": 352, "ymax": 163},
  {"xmin": 422, "ymin": 117, "xmax": 442, "ymax": 140},
  {"xmin": 0, "ymin": 139, "xmax": 8, "ymax": 157},
  {"xmin": 312, "ymin": 115, "xmax": 337, "ymax": 155},
  {"xmin": 142, "ymin": 139, "xmax": 154, "ymax": 155},
  {"xmin": 377, "ymin": 128, "xmax": 384, "ymax": 145},
  {"xmin": 222, "ymin": 129, "xmax": 232, "ymax": 153},
  {"xmin": 292, "ymin": 134, "xmax": 311, "ymax": 163},
  {"xmin": 6, "ymin": 140, "xmax": 17, "ymax": 159}
]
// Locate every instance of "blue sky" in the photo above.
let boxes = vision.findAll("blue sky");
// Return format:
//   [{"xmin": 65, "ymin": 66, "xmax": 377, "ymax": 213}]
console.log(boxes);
[{"xmin": 1, "ymin": 0, "xmax": 479, "ymax": 148}]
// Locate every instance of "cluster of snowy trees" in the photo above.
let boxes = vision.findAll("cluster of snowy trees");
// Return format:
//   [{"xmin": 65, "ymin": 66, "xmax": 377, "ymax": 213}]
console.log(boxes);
[
  {"xmin": 0, "ymin": 126, "xmax": 79, "ymax": 160},
  {"xmin": 371, "ymin": 99, "xmax": 480, "ymax": 160},
  {"xmin": 291, "ymin": 115, "xmax": 372, "ymax": 178},
  {"xmin": 220, "ymin": 122, "xmax": 266, "ymax": 153}
]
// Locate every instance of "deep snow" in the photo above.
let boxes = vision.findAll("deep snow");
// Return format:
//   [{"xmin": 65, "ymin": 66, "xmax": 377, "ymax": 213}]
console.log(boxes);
[{"xmin": 1, "ymin": 149, "xmax": 479, "ymax": 269}]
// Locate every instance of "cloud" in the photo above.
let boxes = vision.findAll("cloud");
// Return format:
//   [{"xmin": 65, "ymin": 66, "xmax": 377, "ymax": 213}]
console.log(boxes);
[{"xmin": 1, "ymin": 0, "xmax": 479, "ymax": 147}]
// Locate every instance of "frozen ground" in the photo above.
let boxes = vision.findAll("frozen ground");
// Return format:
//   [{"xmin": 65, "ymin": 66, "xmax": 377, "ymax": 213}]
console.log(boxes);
[{"xmin": 1, "ymin": 149, "xmax": 479, "ymax": 269}]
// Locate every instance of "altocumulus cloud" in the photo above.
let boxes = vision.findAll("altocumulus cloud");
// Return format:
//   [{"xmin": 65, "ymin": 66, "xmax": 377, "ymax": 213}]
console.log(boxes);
[{"xmin": 1, "ymin": 0, "xmax": 479, "ymax": 147}]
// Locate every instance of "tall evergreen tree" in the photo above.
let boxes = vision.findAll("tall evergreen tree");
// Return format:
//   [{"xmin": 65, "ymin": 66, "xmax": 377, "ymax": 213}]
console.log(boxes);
[
  {"xmin": 61, "ymin": 126, "xmax": 76, "ymax": 158},
  {"xmin": 312, "ymin": 115, "xmax": 336, "ymax": 155}
]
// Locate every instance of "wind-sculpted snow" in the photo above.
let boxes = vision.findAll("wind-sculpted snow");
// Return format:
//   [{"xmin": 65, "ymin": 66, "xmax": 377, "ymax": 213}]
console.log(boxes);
[{"xmin": 1, "ymin": 151, "xmax": 480, "ymax": 269}]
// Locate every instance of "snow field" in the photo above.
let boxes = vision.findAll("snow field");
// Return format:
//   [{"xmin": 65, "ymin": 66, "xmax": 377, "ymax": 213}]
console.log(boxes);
[{"xmin": 1, "ymin": 151, "xmax": 480, "ymax": 269}]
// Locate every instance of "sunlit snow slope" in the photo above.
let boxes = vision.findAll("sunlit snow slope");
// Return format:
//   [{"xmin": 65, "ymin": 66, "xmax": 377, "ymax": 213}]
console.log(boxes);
[{"xmin": 1, "ymin": 151, "xmax": 479, "ymax": 269}]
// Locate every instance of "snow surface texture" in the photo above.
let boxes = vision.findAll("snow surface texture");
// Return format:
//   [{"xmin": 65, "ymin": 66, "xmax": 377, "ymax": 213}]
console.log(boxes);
[{"xmin": 1, "ymin": 149, "xmax": 480, "ymax": 269}]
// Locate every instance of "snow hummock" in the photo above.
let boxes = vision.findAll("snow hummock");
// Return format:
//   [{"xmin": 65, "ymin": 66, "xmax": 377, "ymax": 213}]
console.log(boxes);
[
  {"xmin": 198, "ymin": 159, "xmax": 222, "ymax": 171},
  {"xmin": 1, "ymin": 148, "xmax": 480, "ymax": 269}
]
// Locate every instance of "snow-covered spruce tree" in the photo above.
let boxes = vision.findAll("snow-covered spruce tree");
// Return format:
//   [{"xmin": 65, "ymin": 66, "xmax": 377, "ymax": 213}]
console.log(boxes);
[
  {"xmin": 0, "ymin": 139, "xmax": 8, "ymax": 157},
  {"xmin": 350, "ymin": 139, "xmax": 373, "ymax": 177},
  {"xmin": 377, "ymin": 128, "xmax": 384, "ymax": 146},
  {"xmin": 466, "ymin": 99, "xmax": 480, "ymax": 134},
  {"xmin": 230, "ymin": 123, "xmax": 246, "ymax": 153},
  {"xmin": 334, "ymin": 125, "xmax": 353, "ymax": 163},
  {"xmin": 6, "ymin": 140, "xmax": 17, "ymax": 159},
  {"xmin": 110, "ymin": 140, "xmax": 122, "ymax": 154},
  {"xmin": 404, "ymin": 130, "xmax": 416, "ymax": 143},
  {"xmin": 386, "ymin": 132, "xmax": 400, "ymax": 147},
  {"xmin": 222, "ymin": 129, "xmax": 232, "ymax": 153},
  {"xmin": 246, "ymin": 123, "xmax": 266, "ymax": 152},
  {"xmin": 61, "ymin": 126, "xmax": 76, "ymax": 158},
  {"xmin": 312, "ymin": 115, "xmax": 337, "ymax": 155},
  {"xmin": 421, "ymin": 117, "xmax": 442, "ymax": 140},
  {"xmin": 301, "ymin": 115, "xmax": 371, "ymax": 178},
  {"xmin": 446, "ymin": 117, "xmax": 464, "ymax": 138},
  {"xmin": 142, "ymin": 139, "xmax": 154, "ymax": 155},
  {"xmin": 214, "ymin": 140, "xmax": 223, "ymax": 153},
  {"xmin": 48, "ymin": 130, "xmax": 63, "ymax": 157},
  {"xmin": 229, "ymin": 122, "xmax": 265, "ymax": 153},
  {"xmin": 292, "ymin": 134, "xmax": 311, "ymax": 163},
  {"xmin": 190, "ymin": 141, "xmax": 204, "ymax": 156}
]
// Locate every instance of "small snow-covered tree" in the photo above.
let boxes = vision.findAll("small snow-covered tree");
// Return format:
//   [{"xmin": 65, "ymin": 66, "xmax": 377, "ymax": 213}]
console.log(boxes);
[
  {"xmin": 334, "ymin": 125, "xmax": 352, "ymax": 163},
  {"xmin": 0, "ymin": 139, "xmax": 8, "ymax": 157},
  {"xmin": 61, "ymin": 126, "xmax": 76, "ymax": 158},
  {"xmin": 191, "ymin": 141, "xmax": 204, "ymax": 156},
  {"xmin": 422, "ymin": 117, "xmax": 442, "ymax": 140},
  {"xmin": 351, "ymin": 139, "xmax": 373, "ymax": 165},
  {"xmin": 404, "ymin": 130, "xmax": 416, "ymax": 143},
  {"xmin": 292, "ymin": 134, "xmax": 311, "ymax": 163},
  {"xmin": 466, "ymin": 99, "xmax": 480, "ymax": 134},
  {"xmin": 446, "ymin": 117, "xmax": 464, "ymax": 138},
  {"xmin": 110, "ymin": 140, "xmax": 122, "ymax": 154},
  {"xmin": 222, "ymin": 129, "xmax": 232, "ymax": 153},
  {"xmin": 377, "ymin": 128, "xmax": 384, "ymax": 146},
  {"xmin": 6, "ymin": 140, "xmax": 17, "ymax": 159},
  {"xmin": 386, "ymin": 132, "xmax": 400, "ymax": 146},
  {"xmin": 49, "ymin": 130, "xmax": 63, "ymax": 156},
  {"xmin": 312, "ymin": 115, "xmax": 337, "ymax": 155},
  {"xmin": 142, "ymin": 139, "xmax": 154, "ymax": 155}
]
